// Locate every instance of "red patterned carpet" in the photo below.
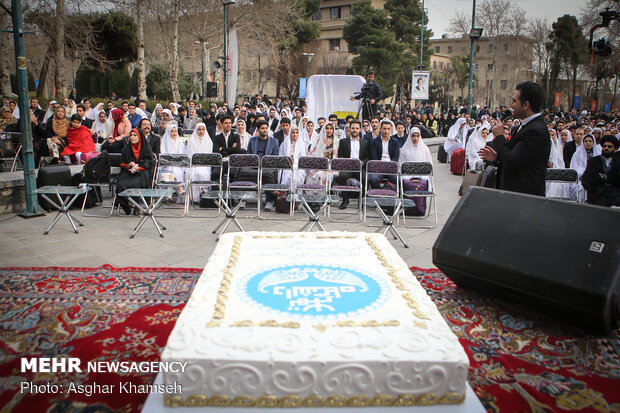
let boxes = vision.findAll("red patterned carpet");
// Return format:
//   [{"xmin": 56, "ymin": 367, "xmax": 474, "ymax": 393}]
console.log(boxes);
[{"xmin": 0, "ymin": 265, "xmax": 618, "ymax": 412}]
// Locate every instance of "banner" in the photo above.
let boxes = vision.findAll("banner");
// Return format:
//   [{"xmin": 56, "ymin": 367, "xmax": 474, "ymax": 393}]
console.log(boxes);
[
  {"xmin": 604, "ymin": 102, "xmax": 610, "ymax": 113},
  {"xmin": 299, "ymin": 78, "xmax": 307, "ymax": 99},
  {"xmin": 411, "ymin": 71, "xmax": 430, "ymax": 100},
  {"xmin": 306, "ymin": 75, "xmax": 366, "ymax": 121},
  {"xmin": 573, "ymin": 96, "xmax": 581, "ymax": 110},
  {"xmin": 590, "ymin": 99, "xmax": 597, "ymax": 112},
  {"xmin": 226, "ymin": 27, "xmax": 238, "ymax": 105},
  {"xmin": 554, "ymin": 92, "xmax": 561, "ymax": 107}
]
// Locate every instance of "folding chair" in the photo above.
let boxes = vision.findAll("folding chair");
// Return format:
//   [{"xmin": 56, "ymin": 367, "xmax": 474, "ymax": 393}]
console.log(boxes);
[
  {"xmin": 227, "ymin": 153, "xmax": 260, "ymax": 218},
  {"xmin": 258, "ymin": 155, "xmax": 294, "ymax": 220},
  {"xmin": 186, "ymin": 153, "xmax": 223, "ymax": 217},
  {"xmin": 400, "ymin": 161, "xmax": 438, "ymax": 229},
  {"xmin": 363, "ymin": 160, "xmax": 400, "ymax": 226},
  {"xmin": 81, "ymin": 152, "xmax": 123, "ymax": 217},
  {"xmin": 155, "ymin": 153, "xmax": 191, "ymax": 217},
  {"xmin": 328, "ymin": 158, "xmax": 363, "ymax": 222},
  {"xmin": 545, "ymin": 168, "xmax": 580, "ymax": 202},
  {"xmin": 0, "ymin": 132, "xmax": 22, "ymax": 172},
  {"xmin": 295, "ymin": 156, "xmax": 330, "ymax": 220}
]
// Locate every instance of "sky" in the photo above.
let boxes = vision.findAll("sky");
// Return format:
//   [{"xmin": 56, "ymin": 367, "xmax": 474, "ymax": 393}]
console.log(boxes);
[{"xmin": 425, "ymin": 0, "xmax": 585, "ymax": 38}]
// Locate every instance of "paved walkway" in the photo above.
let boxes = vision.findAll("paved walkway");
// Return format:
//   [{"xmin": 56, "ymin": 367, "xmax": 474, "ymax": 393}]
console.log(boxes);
[{"xmin": 0, "ymin": 155, "xmax": 463, "ymax": 270}]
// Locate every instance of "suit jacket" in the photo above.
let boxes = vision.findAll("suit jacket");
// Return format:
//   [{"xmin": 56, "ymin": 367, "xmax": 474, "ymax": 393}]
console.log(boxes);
[
  {"xmin": 145, "ymin": 132, "xmax": 161, "ymax": 155},
  {"xmin": 273, "ymin": 130, "xmax": 286, "ymax": 146},
  {"xmin": 563, "ymin": 141, "xmax": 577, "ymax": 169},
  {"xmin": 213, "ymin": 131, "xmax": 242, "ymax": 157},
  {"xmin": 338, "ymin": 137, "xmax": 370, "ymax": 167},
  {"xmin": 391, "ymin": 134, "xmax": 407, "ymax": 148},
  {"xmin": 269, "ymin": 118, "xmax": 279, "ymax": 132},
  {"xmin": 363, "ymin": 131, "xmax": 379, "ymax": 142},
  {"xmin": 369, "ymin": 137, "xmax": 400, "ymax": 162},
  {"xmin": 80, "ymin": 118, "xmax": 94, "ymax": 129},
  {"xmin": 247, "ymin": 136, "xmax": 279, "ymax": 158},
  {"xmin": 582, "ymin": 155, "xmax": 609, "ymax": 193},
  {"xmin": 493, "ymin": 114, "xmax": 550, "ymax": 196}
]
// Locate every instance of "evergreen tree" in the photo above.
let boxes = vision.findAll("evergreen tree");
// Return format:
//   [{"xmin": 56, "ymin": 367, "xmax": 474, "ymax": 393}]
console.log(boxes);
[{"xmin": 343, "ymin": 0, "xmax": 403, "ymax": 97}]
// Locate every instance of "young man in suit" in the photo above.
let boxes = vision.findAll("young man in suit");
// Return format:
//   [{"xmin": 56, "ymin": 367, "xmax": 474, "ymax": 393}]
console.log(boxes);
[
  {"xmin": 363, "ymin": 116, "xmax": 381, "ymax": 141},
  {"xmin": 479, "ymin": 81, "xmax": 550, "ymax": 196},
  {"xmin": 337, "ymin": 120, "xmax": 370, "ymax": 209},
  {"xmin": 272, "ymin": 117, "xmax": 291, "ymax": 147},
  {"xmin": 369, "ymin": 120, "xmax": 400, "ymax": 189},
  {"xmin": 139, "ymin": 118, "xmax": 161, "ymax": 156},
  {"xmin": 563, "ymin": 127, "xmax": 583, "ymax": 168},
  {"xmin": 75, "ymin": 104, "xmax": 94, "ymax": 129},
  {"xmin": 213, "ymin": 115, "xmax": 242, "ymax": 157},
  {"xmin": 268, "ymin": 107, "xmax": 279, "ymax": 132},
  {"xmin": 246, "ymin": 121, "xmax": 280, "ymax": 211},
  {"xmin": 582, "ymin": 136, "xmax": 620, "ymax": 206}
]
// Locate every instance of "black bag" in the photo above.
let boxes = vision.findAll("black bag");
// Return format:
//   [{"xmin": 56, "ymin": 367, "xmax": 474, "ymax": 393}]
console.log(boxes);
[
  {"xmin": 82, "ymin": 150, "xmax": 110, "ymax": 183},
  {"xmin": 71, "ymin": 173, "xmax": 101, "ymax": 209},
  {"xmin": 37, "ymin": 165, "xmax": 72, "ymax": 211},
  {"xmin": 437, "ymin": 145, "xmax": 448, "ymax": 163},
  {"xmin": 480, "ymin": 165, "xmax": 497, "ymax": 188}
]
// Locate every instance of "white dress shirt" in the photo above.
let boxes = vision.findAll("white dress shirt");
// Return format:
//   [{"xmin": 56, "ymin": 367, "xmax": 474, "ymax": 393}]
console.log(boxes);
[
  {"xmin": 351, "ymin": 137, "xmax": 360, "ymax": 160},
  {"xmin": 381, "ymin": 138, "xmax": 390, "ymax": 161}
]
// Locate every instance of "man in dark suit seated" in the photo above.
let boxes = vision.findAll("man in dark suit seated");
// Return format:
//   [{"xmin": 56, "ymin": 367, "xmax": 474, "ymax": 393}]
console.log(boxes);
[
  {"xmin": 337, "ymin": 119, "xmax": 370, "ymax": 209},
  {"xmin": 369, "ymin": 120, "xmax": 400, "ymax": 189},
  {"xmin": 76, "ymin": 104, "xmax": 94, "ymax": 129},
  {"xmin": 363, "ymin": 116, "xmax": 381, "ymax": 141},
  {"xmin": 139, "ymin": 118, "xmax": 161, "ymax": 156},
  {"xmin": 213, "ymin": 115, "xmax": 243, "ymax": 157},
  {"xmin": 272, "ymin": 117, "xmax": 291, "ymax": 147},
  {"xmin": 391, "ymin": 121, "xmax": 407, "ymax": 148},
  {"xmin": 479, "ymin": 81, "xmax": 550, "ymax": 196},
  {"xmin": 246, "ymin": 121, "xmax": 280, "ymax": 211},
  {"xmin": 582, "ymin": 136, "xmax": 620, "ymax": 206}
]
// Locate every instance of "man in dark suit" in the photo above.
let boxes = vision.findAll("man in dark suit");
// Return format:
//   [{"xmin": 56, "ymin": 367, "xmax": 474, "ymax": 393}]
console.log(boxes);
[
  {"xmin": 139, "ymin": 118, "xmax": 161, "ymax": 156},
  {"xmin": 76, "ymin": 104, "xmax": 93, "ymax": 129},
  {"xmin": 337, "ymin": 119, "xmax": 370, "ymax": 209},
  {"xmin": 391, "ymin": 121, "xmax": 408, "ymax": 148},
  {"xmin": 363, "ymin": 116, "xmax": 380, "ymax": 141},
  {"xmin": 213, "ymin": 115, "xmax": 242, "ymax": 157},
  {"xmin": 268, "ymin": 107, "xmax": 279, "ymax": 132},
  {"xmin": 272, "ymin": 117, "xmax": 291, "ymax": 147},
  {"xmin": 369, "ymin": 120, "xmax": 400, "ymax": 189},
  {"xmin": 582, "ymin": 136, "xmax": 620, "ymax": 206},
  {"xmin": 246, "ymin": 121, "xmax": 280, "ymax": 211},
  {"xmin": 479, "ymin": 81, "xmax": 550, "ymax": 196},
  {"xmin": 563, "ymin": 127, "xmax": 583, "ymax": 168}
]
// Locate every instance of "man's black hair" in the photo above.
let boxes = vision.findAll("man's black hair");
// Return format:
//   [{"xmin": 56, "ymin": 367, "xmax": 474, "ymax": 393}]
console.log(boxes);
[
  {"xmin": 220, "ymin": 114, "xmax": 232, "ymax": 122},
  {"xmin": 121, "ymin": 100, "xmax": 128, "ymax": 105},
  {"xmin": 280, "ymin": 117, "xmax": 291, "ymax": 125},
  {"xmin": 128, "ymin": 102, "xmax": 136, "ymax": 108},
  {"xmin": 70, "ymin": 114, "xmax": 82, "ymax": 123},
  {"xmin": 76, "ymin": 104, "xmax": 86, "ymax": 111},
  {"xmin": 350, "ymin": 119, "xmax": 362, "ymax": 127},
  {"xmin": 139, "ymin": 118, "xmax": 151, "ymax": 128},
  {"xmin": 515, "ymin": 81, "xmax": 544, "ymax": 113},
  {"xmin": 256, "ymin": 120, "xmax": 269, "ymax": 129}
]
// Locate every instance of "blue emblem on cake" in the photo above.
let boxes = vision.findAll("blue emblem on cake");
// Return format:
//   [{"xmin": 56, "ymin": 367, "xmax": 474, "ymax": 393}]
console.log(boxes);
[{"xmin": 240, "ymin": 265, "xmax": 389, "ymax": 319}]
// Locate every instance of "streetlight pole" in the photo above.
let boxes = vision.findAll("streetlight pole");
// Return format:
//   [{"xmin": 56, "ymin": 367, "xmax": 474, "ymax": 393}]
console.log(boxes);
[
  {"xmin": 223, "ymin": 0, "xmax": 236, "ymax": 103},
  {"xmin": 195, "ymin": 40, "xmax": 208, "ymax": 100},
  {"xmin": 419, "ymin": 0, "xmax": 424, "ymax": 69},
  {"xmin": 467, "ymin": 0, "xmax": 477, "ymax": 114},
  {"xmin": 302, "ymin": 52, "xmax": 314, "ymax": 80}
]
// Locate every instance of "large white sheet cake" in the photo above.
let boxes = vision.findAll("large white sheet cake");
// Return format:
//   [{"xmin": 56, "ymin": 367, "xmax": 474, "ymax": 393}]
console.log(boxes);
[{"xmin": 161, "ymin": 232, "xmax": 469, "ymax": 408}]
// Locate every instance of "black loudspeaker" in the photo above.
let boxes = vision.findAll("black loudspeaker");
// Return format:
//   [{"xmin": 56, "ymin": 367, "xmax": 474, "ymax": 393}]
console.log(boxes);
[
  {"xmin": 206, "ymin": 82, "xmax": 218, "ymax": 98},
  {"xmin": 433, "ymin": 187, "xmax": 620, "ymax": 333}
]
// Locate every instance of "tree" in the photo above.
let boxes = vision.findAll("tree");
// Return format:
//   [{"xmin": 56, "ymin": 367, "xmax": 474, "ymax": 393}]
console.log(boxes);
[
  {"xmin": 384, "ymin": 0, "xmax": 433, "ymax": 100},
  {"xmin": 0, "ymin": 0, "xmax": 12, "ymax": 96},
  {"xmin": 343, "ymin": 0, "xmax": 403, "ymax": 97},
  {"xmin": 449, "ymin": 54, "xmax": 473, "ymax": 102},
  {"xmin": 528, "ymin": 17, "xmax": 553, "ymax": 107},
  {"xmin": 55, "ymin": 0, "xmax": 66, "ymax": 97},
  {"xmin": 146, "ymin": 62, "xmax": 197, "ymax": 100},
  {"xmin": 549, "ymin": 15, "xmax": 587, "ymax": 109}
]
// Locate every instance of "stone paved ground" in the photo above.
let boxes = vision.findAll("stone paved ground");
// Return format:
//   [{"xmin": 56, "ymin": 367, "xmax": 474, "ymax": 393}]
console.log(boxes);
[{"xmin": 0, "ymin": 148, "xmax": 462, "ymax": 270}]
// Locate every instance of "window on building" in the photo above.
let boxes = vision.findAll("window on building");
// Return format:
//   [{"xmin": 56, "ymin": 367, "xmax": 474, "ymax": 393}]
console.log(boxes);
[
  {"xmin": 502, "ymin": 64, "xmax": 508, "ymax": 72},
  {"xmin": 501, "ymin": 80, "xmax": 507, "ymax": 89},
  {"xmin": 435, "ymin": 46, "xmax": 440, "ymax": 53},
  {"xmin": 488, "ymin": 63, "xmax": 494, "ymax": 71},
  {"xmin": 487, "ymin": 80, "xmax": 493, "ymax": 90},
  {"xmin": 330, "ymin": 6, "xmax": 341, "ymax": 19},
  {"xmin": 312, "ymin": 9, "xmax": 322, "ymax": 21},
  {"xmin": 433, "ymin": 61, "xmax": 437, "ymax": 69},
  {"xmin": 329, "ymin": 39, "xmax": 341, "ymax": 51},
  {"xmin": 448, "ymin": 45, "xmax": 453, "ymax": 53},
  {"xmin": 503, "ymin": 43, "xmax": 509, "ymax": 52},
  {"xmin": 476, "ymin": 45, "xmax": 480, "ymax": 53},
  {"xmin": 440, "ymin": 62, "xmax": 443, "ymax": 69},
  {"xmin": 489, "ymin": 44, "xmax": 494, "ymax": 53}
]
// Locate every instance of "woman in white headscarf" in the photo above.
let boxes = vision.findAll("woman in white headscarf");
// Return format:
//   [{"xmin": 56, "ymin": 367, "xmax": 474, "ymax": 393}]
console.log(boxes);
[
  {"xmin": 466, "ymin": 125, "xmax": 489, "ymax": 171},
  {"xmin": 186, "ymin": 122, "xmax": 213, "ymax": 203},
  {"xmin": 169, "ymin": 102, "xmax": 180, "ymax": 117},
  {"xmin": 236, "ymin": 119, "xmax": 252, "ymax": 150},
  {"xmin": 279, "ymin": 125, "xmax": 308, "ymax": 187},
  {"xmin": 160, "ymin": 123, "xmax": 187, "ymax": 201},
  {"xmin": 302, "ymin": 119, "xmax": 319, "ymax": 148},
  {"xmin": 90, "ymin": 106, "xmax": 113, "ymax": 145},
  {"xmin": 66, "ymin": 99, "xmax": 77, "ymax": 117},
  {"xmin": 43, "ymin": 101, "xmax": 57, "ymax": 123},
  {"xmin": 306, "ymin": 122, "xmax": 338, "ymax": 187},
  {"xmin": 150, "ymin": 103, "xmax": 163, "ymax": 126},
  {"xmin": 545, "ymin": 129, "xmax": 570, "ymax": 199},
  {"xmin": 570, "ymin": 134, "xmax": 601, "ymax": 202},
  {"xmin": 444, "ymin": 117, "xmax": 466, "ymax": 160},
  {"xmin": 399, "ymin": 127, "xmax": 433, "ymax": 165}
]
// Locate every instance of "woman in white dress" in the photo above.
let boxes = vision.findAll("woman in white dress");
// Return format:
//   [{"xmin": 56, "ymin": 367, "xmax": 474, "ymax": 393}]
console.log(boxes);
[
  {"xmin": 545, "ymin": 129, "xmax": 570, "ymax": 199},
  {"xmin": 466, "ymin": 125, "xmax": 489, "ymax": 171},
  {"xmin": 279, "ymin": 125, "xmax": 308, "ymax": 188},
  {"xmin": 570, "ymin": 134, "xmax": 601, "ymax": 202},
  {"xmin": 444, "ymin": 117, "xmax": 466, "ymax": 161},
  {"xmin": 90, "ymin": 105, "xmax": 113, "ymax": 147},
  {"xmin": 305, "ymin": 122, "xmax": 338, "ymax": 187},
  {"xmin": 185, "ymin": 123, "xmax": 213, "ymax": 203},
  {"xmin": 160, "ymin": 124, "xmax": 187, "ymax": 202}
]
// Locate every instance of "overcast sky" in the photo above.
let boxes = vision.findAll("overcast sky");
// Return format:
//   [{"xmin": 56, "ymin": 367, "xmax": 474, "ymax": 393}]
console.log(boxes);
[{"xmin": 425, "ymin": 0, "xmax": 585, "ymax": 38}]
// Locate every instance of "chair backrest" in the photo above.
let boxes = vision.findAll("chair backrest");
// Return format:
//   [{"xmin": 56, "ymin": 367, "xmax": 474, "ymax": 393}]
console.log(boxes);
[
  {"xmin": 261, "ymin": 155, "xmax": 293, "ymax": 171},
  {"xmin": 298, "ymin": 156, "xmax": 329, "ymax": 171},
  {"xmin": 158, "ymin": 153, "xmax": 190, "ymax": 168},
  {"xmin": 367, "ymin": 160, "xmax": 399, "ymax": 175},
  {"xmin": 331, "ymin": 158, "xmax": 362, "ymax": 172},
  {"xmin": 191, "ymin": 153, "xmax": 222, "ymax": 167},
  {"xmin": 400, "ymin": 161, "xmax": 433, "ymax": 176},
  {"xmin": 229, "ymin": 153, "xmax": 260, "ymax": 168},
  {"xmin": 545, "ymin": 168, "xmax": 578, "ymax": 183},
  {"xmin": 108, "ymin": 153, "xmax": 122, "ymax": 168}
]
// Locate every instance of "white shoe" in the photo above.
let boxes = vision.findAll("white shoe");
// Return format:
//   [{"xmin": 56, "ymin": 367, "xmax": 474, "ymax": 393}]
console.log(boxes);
[{"xmin": 264, "ymin": 201, "xmax": 274, "ymax": 212}]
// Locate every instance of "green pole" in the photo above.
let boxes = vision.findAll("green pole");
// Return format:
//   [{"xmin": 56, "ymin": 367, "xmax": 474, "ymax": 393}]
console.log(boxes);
[
  {"xmin": 9, "ymin": 0, "xmax": 42, "ymax": 216},
  {"xmin": 466, "ymin": 0, "xmax": 476, "ymax": 114},
  {"xmin": 419, "ymin": 0, "xmax": 424, "ymax": 69},
  {"xmin": 223, "ymin": 4, "xmax": 228, "ymax": 103}
]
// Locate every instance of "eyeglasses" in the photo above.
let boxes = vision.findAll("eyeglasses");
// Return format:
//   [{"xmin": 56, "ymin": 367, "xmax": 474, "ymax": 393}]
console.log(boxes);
[{"xmin": 601, "ymin": 144, "xmax": 615, "ymax": 149}]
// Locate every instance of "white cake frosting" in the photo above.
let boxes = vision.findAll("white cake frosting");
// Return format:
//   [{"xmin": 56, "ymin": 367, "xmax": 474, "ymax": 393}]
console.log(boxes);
[{"xmin": 161, "ymin": 232, "xmax": 469, "ymax": 408}]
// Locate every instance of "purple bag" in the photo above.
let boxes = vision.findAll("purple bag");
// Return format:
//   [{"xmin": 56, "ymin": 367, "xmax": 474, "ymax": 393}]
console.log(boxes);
[{"xmin": 403, "ymin": 178, "xmax": 428, "ymax": 216}]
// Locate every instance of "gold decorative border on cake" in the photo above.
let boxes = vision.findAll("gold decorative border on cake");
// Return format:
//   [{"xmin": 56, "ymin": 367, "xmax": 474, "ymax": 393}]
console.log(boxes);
[
  {"xmin": 210, "ymin": 236, "xmax": 242, "ymax": 321},
  {"xmin": 230, "ymin": 320, "xmax": 300, "ymax": 328},
  {"xmin": 164, "ymin": 392, "xmax": 465, "ymax": 408}
]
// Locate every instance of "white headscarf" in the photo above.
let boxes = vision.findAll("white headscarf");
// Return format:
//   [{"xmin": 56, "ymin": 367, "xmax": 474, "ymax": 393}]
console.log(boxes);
[
  {"xmin": 236, "ymin": 119, "xmax": 252, "ymax": 150},
  {"xmin": 570, "ymin": 135, "xmax": 601, "ymax": 177},
  {"xmin": 12, "ymin": 105, "xmax": 19, "ymax": 119},
  {"xmin": 548, "ymin": 130, "xmax": 564, "ymax": 169},
  {"xmin": 91, "ymin": 107, "xmax": 113, "ymax": 138},
  {"xmin": 302, "ymin": 122, "xmax": 319, "ymax": 147},
  {"xmin": 44, "ymin": 101, "xmax": 57, "ymax": 122},
  {"xmin": 444, "ymin": 117, "xmax": 467, "ymax": 155},
  {"xmin": 309, "ymin": 123, "xmax": 338, "ymax": 159},
  {"xmin": 169, "ymin": 102, "xmax": 179, "ymax": 116},
  {"xmin": 150, "ymin": 103, "xmax": 163, "ymax": 124},
  {"xmin": 466, "ymin": 124, "xmax": 488, "ymax": 170},
  {"xmin": 279, "ymin": 125, "xmax": 308, "ymax": 186},
  {"xmin": 399, "ymin": 127, "xmax": 432, "ymax": 165},
  {"xmin": 560, "ymin": 129, "xmax": 573, "ymax": 144},
  {"xmin": 160, "ymin": 124, "xmax": 185, "ymax": 154},
  {"xmin": 186, "ymin": 122, "xmax": 212, "ymax": 155},
  {"xmin": 66, "ymin": 99, "xmax": 77, "ymax": 116}
]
